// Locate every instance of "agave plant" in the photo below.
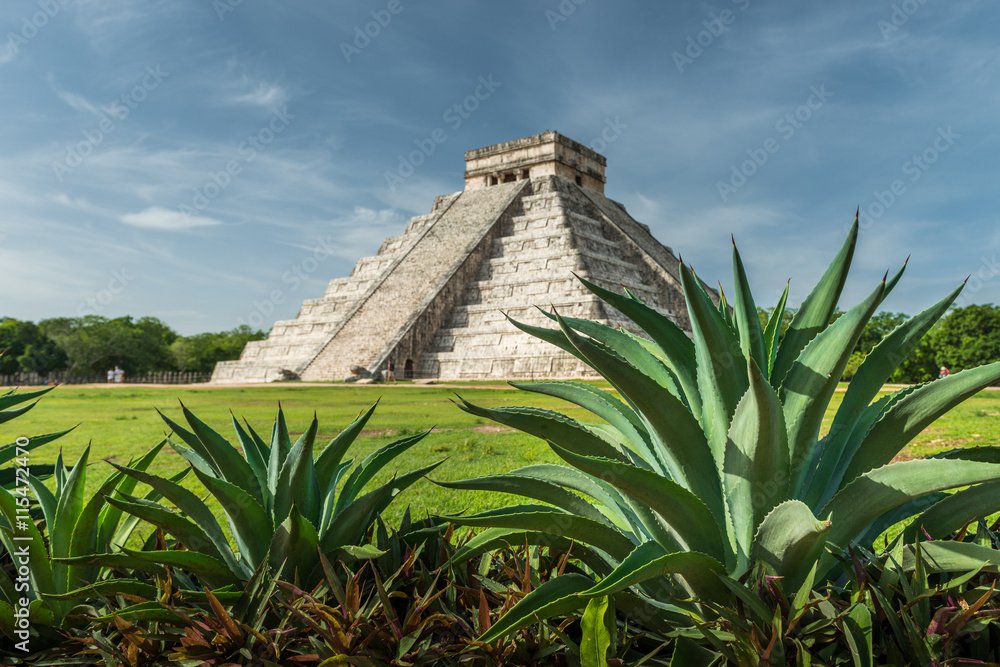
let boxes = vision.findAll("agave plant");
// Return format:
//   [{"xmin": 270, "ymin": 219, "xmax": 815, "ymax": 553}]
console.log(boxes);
[
  {"xmin": 0, "ymin": 443, "xmax": 172, "ymax": 644},
  {"xmin": 439, "ymin": 215, "xmax": 1000, "ymax": 641},
  {"xmin": 0, "ymin": 386, "xmax": 72, "ymax": 488},
  {"xmin": 83, "ymin": 403, "xmax": 443, "ymax": 589}
]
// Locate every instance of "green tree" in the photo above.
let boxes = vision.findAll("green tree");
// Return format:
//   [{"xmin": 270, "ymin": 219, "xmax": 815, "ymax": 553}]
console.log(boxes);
[
  {"xmin": 0, "ymin": 318, "xmax": 60, "ymax": 374},
  {"xmin": 170, "ymin": 325, "xmax": 266, "ymax": 373},
  {"xmin": 39, "ymin": 316, "xmax": 178, "ymax": 376},
  {"xmin": 930, "ymin": 304, "xmax": 1000, "ymax": 372}
]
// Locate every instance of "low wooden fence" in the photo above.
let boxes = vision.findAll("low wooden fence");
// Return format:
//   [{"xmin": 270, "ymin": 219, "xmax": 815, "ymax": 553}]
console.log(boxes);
[{"xmin": 0, "ymin": 371, "xmax": 211, "ymax": 386}]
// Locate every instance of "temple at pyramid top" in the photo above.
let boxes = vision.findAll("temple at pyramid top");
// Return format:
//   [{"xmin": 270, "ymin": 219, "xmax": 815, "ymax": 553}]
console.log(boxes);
[
  {"xmin": 463, "ymin": 131, "xmax": 607, "ymax": 193},
  {"xmin": 212, "ymin": 132, "xmax": 713, "ymax": 384}
]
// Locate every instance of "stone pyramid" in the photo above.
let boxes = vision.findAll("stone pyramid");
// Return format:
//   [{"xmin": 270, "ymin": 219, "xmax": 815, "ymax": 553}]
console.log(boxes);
[{"xmin": 212, "ymin": 131, "xmax": 707, "ymax": 383}]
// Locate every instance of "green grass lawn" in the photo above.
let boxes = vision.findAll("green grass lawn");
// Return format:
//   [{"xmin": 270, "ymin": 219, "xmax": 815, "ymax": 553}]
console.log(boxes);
[{"xmin": 8, "ymin": 381, "xmax": 1000, "ymax": 531}]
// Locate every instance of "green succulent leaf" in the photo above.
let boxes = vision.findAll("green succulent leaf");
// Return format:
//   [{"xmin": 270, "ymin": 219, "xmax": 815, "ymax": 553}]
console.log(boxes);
[
  {"xmin": 771, "ymin": 215, "xmax": 858, "ymax": 387},
  {"xmin": 781, "ymin": 277, "xmax": 884, "ymax": 496},
  {"xmin": 724, "ymin": 357, "xmax": 790, "ymax": 568},
  {"xmin": 679, "ymin": 261, "xmax": 748, "ymax": 474},
  {"xmin": 550, "ymin": 445, "xmax": 727, "ymax": 564},
  {"xmin": 820, "ymin": 459, "xmax": 1000, "ymax": 573},
  {"xmin": 732, "ymin": 240, "xmax": 767, "ymax": 366},
  {"xmin": 751, "ymin": 500, "xmax": 831, "ymax": 593},
  {"xmin": 583, "ymin": 541, "xmax": 728, "ymax": 605},
  {"xmin": 762, "ymin": 280, "xmax": 790, "ymax": 381},
  {"xmin": 576, "ymin": 275, "xmax": 701, "ymax": 418},
  {"xmin": 478, "ymin": 573, "xmax": 595, "ymax": 643},
  {"xmin": 273, "ymin": 414, "xmax": 321, "ymax": 526},
  {"xmin": 445, "ymin": 505, "xmax": 637, "ymax": 562},
  {"xmin": 842, "ymin": 362, "xmax": 1000, "ymax": 483}
]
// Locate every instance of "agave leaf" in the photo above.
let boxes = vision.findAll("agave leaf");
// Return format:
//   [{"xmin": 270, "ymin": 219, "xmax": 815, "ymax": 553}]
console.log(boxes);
[
  {"xmin": 842, "ymin": 362, "xmax": 1000, "ymax": 484},
  {"xmin": 820, "ymin": 459, "xmax": 1000, "ymax": 573},
  {"xmin": 273, "ymin": 415, "xmax": 321, "ymax": 527},
  {"xmin": 751, "ymin": 500, "xmax": 831, "ymax": 593},
  {"xmin": 108, "ymin": 467, "xmax": 191, "ymax": 553},
  {"xmin": 0, "ymin": 427, "xmax": 74, "ymax": 467},
  {"xmin": 314, "ymin": 402, "xmax": 379, "ymax": 489},
  {"xmin": 445, "ymin": 505, "xmax": 637, "ymax": 562},
  {"xmin": 508, "ymin": 463, "xmax": 643, "ymax": 530},
  {"xmin": 231, "ymin": 414, "xmax": 270, "ymax": 510},
  {"xmin": 0, "ymin": 386, "xmax": 53, "ymax": 411},
  {"xmin": 782, "ymin": 278, "xmax": 884, "ymax": 496},
  {"xmin": 456, "ymin": 399, "xmax": 633, "ymax": 465},
  {"xmin": 807, "ymin": 386, "xmax": 916, "ymax": 510},
  {"xmin": 176, "ymin": 404, "xmax": 261, "ymax": 505},
  {"xmin": 679, "ymin": 261, "xmax": 748, "ymax": 473},
  {"xmin": 901, "ymin": 541, "xmax": 1000, "ymax": 573},
  {"xmin": 336, "ymin": 430, "xmax": 430, "ymax": 512},
  {"xmin": 814, "ymin": 283, "xmax": 964, "ymax": 506},
  {"xmin": 43, "ymin": 579, "xmax": 159, "ymax": 602},
  {"xmin": 268, "ymin": 504, "xmax": 320, "ymax": 584},
  {"xmin": 512, "ymin": 380, "xmax": 652, "ymax": 456},
  {"xmin": 321, "ymin": 461, "xmax": 443, "ymax": 551},
  {"xmin": 0, "ymin": 400, "xmax": 41, "ymax": 425},
  {"xmin": 584, "ymin": 541, "xmax": 728, "ymax": 605},
  {"xmin": 478, "ymin": 573, "xmax": 595, "ymax": 643},
  {"xmin": 448, "ymin": 527, "xmax": 616, "ymax": 576},
  {"xmin": 268, "ymin": 406, "xmax": 292, "ymax": 502},
  {"xmin": 121, "ymin": 546, "xmax": 239, "ymax": 588},
  {"xmin": 91, "ymin": 442, "xmax": 165, "ymax": 552},
  {"xmin": 0, "ymin": 486, "xmax": 56, "ymax": 598},
  {"xmin": 366, "ymin": 459, "xmax": 444, "ymax": 530},
  {"xmin": 762, "ymin": 281, "xmax": 790, "ymax": 381},
  {"xmin": 553, "ymin": 314, "xmax": 725, "ymax": 523},
  {"xmin": 550, "ymin": 445, "xmax": 727, "ymax": 564},
  {"xmin": 541, "ymin": 310, "xmax": 686, "ymax": 406},
  {"xmin": 51, "ymin": 446, "xmax": 90, "ymax": 561},
  {"xmin": 771, "ymin": 216, "xmax": 858, "ymax": 386},
  {"xmin": 191, "ymin": 468, "xmax": 271, "ymax": 568},
  {"xmin": 164, "ymin": 439, "xmax": 216, "ymax": 478},
  {"xmin": 576, "ymin": 276, "xmax": 701, "ymax": 418},
  {"xmin": 52, "ymin": 552, "xmax": 168, "ymax": 578},
  {"xmin": 732, "ymin": 240, "xmax": 767, "ymax": 366},
  {"xmin": 724, "ymin": 357, "xmax": 790, "ymax": 569},
  {"xmin": 904, "ymin": 480, "xmax": 1000, "ymax": 540},
  {"xmin": 104, "ymin": 489, "xmax": 244, "ymax": 579},
  {"xmin": 433, "ymin": 473, "xmax": 612, "ymax": 526}
]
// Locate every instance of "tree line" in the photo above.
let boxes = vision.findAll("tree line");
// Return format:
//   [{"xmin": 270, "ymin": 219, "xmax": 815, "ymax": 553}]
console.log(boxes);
[
  {"xmin": 0, "ymin": 316, "xmax": 266, "ymax": 377},
  {"xmin": 3, "ymin": 305, "xmax": 997, "ymax": 383},
  {"xmin": 759, "ymin": 303, "xmax": 1000, "ymax": 384}
]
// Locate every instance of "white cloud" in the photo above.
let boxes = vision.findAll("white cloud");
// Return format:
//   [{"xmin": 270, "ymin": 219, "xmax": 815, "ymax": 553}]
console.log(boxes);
[
  {"xmin": 228, "ymin": 81, "xmax": 288, "ymax": 108},
  {"xmin": 120, "ymin": 206, "xmax": 224, "ymax": 231}
]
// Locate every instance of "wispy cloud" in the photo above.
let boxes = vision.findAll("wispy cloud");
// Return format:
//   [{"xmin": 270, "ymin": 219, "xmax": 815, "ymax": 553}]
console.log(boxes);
[{"xmin": 120, "ymin": 207, "xmax": 224, "ymax": 231}]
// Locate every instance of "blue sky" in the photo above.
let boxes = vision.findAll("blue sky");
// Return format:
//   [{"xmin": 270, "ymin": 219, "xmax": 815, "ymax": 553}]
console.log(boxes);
[{"xmin": 1, "ymin": 0, "xmax": 997, "ymax": 334}]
